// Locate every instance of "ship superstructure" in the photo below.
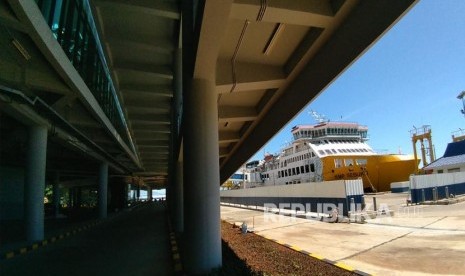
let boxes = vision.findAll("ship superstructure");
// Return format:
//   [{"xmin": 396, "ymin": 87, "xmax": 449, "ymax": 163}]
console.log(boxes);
[{"xmin": 243, "ymin": 119, "xmax": 417, "ymax": 192}]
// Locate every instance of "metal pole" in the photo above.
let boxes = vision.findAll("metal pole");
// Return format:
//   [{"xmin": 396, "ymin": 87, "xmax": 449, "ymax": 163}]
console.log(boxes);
[{"xmin": 373, "ymin": 197, "xmax": 377, "ymax": 212}]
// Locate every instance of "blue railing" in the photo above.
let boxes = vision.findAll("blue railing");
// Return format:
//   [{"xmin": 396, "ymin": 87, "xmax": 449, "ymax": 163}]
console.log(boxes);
[{"xmin": 35, "ymin": 0, "xmax": 136, "ymax": 155}]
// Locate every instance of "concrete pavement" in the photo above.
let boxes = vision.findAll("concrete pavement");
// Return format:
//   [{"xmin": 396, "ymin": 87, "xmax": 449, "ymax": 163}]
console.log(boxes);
[
  {"xmin": 221, "ymin": 193, "xmax": 465, "ymax": 276},
  {"xmin": 0, "ymin": 202, "xmax": 173, "ymax": 276}
]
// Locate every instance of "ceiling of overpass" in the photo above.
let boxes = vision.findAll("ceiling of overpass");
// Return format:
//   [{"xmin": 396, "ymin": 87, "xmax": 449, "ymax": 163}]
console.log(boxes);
[
  {"xmin": 0, "ymin": 0, "xmax": 417, "ymax": 188},
  {"xmin": 91, "ymin": 0, "xmax": 180, "ymax": 181}
]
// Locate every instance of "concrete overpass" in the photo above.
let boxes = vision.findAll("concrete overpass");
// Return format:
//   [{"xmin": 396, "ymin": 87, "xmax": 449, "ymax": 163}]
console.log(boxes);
[{"xmin": 0, "ymin": 0, "xmax": 416, "ymax": 273}]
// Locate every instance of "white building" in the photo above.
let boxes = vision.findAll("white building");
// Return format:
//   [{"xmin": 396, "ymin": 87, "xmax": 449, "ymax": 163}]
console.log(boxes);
[{"xmin": 424, "ymin": 140, "xmax": 465, "ymax": 173}]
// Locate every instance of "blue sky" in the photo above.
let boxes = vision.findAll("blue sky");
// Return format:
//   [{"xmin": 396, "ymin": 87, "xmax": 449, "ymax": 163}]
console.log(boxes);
[{"xmin": 251, "ymin": 0, "xmax": 465, "ymax": 163}]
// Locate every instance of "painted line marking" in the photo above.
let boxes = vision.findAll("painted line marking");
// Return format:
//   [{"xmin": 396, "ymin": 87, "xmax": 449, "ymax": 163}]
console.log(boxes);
[
  {"xmin": 32, "ymin": 244, "xmax": 39, "ymax": 250},
  {"xmin": 335, "ymin": 262, "xmax": 355, "ymax": 271},
  {"xmin": 42, "ymin": 240, "xmax": 48, "ymax": 246},
  {"xmin": 6, "ymin": 252, "xmax": 14, "ymax": 259},
  {"xmin": 173, "ymin": 253, "xmax": 180, "ymax": 260},
  {"xmin": 19, "ymin": 248, "xmax": 27, "ymax": 254},
  {"xmin": 309, "ymin": 253, "xmax": 324, "ymax": 260}
]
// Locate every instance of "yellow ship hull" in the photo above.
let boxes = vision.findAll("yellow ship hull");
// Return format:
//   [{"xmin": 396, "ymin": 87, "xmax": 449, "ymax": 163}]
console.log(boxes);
[{"xmin": 320, "ymin": 154, "xmax": 417, "ymax": 192}]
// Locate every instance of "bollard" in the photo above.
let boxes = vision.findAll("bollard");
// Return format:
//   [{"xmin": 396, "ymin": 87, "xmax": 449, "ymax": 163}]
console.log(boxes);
[
  {"xmin": 446, "ymin": 186, "xmax": 449, "ymax": 199},
  {"xmin": 432, "ymin": 187, "xmax": 437, "ymax": 202},
  {"xmin": 241, "ymin": 222, "xmax": 247, "ymax": 234},
  {"xmin": 421, "ymin": 189, "xmax": 425, "ymax": 203},
  {"xmin": 373, "ymin": 197, "xmax": 377, "ymax": 212}
]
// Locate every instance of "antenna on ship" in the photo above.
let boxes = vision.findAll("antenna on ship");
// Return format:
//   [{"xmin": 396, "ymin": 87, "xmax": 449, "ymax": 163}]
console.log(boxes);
[{"xmin": 309, "ymin": 110, "xmax": 329, "ymax": 124}]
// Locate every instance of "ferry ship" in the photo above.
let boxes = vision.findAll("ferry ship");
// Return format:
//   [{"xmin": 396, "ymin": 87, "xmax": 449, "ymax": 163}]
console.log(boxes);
[{"xmin": 236, "ymin": 117, "xmax": 418, "ymax": 192}]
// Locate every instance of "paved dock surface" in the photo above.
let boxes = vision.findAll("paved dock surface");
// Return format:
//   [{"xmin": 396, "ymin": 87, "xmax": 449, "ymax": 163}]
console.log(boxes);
[
  {"xmin": 221, "ymin": 193, "xmax": 465, "ymax": 276},
  {"xmin": 0, "ymin": 202, "xmax": 172, "ymax": 276}
]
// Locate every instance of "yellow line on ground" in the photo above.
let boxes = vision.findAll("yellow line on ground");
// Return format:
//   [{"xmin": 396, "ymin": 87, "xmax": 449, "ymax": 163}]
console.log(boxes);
[
  {"xmin": 334, "ymin": 262, "xmax": 355, "ymax": 271},
  {"xmin": 32, "ymin": 244, "xmax": 38, "ymax": 249},
  {"xmin": 6, "ymin": 252, "xmax": 14, "ymax": 259},
  {"xmin": 19, "ymin": 248, "xmax": 27, "ymax": 254},
  {"xmin": 173, "ymin": 253, "xmax": 180, "ymax": 260},
  {"xmin": 309, "ymin": 253, "xmax": 324, "ymax": 260},
  {"xmin": 290, "ymin": 245, "xmax": 302, "ymax": 251}
]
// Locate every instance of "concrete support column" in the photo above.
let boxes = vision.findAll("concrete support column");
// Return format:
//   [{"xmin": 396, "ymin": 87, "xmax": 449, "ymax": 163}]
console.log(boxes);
[
  {"xmin": 53, "ymin": 173, "xmax": 60, "ymax": 217},
  {"xmin": 184, "ymin": 78, "xmax": 221, "ymax": 273},
  {"xmin": 147, "ymin": 187, "xmax": 152, "ymax": 201},
  {"xmin": 173, "ymin": 161, "xmax": 184, "ymax": 233},
  {"xmin": 98, "ymin": 162, "xmax": 108, "ymax": 219},
  {"xmin": 136, "ymin": 185, "xmax": 140, "ymax": 201},
  {"xmin": 25, "ymin": 126, "xmax": 47, "ymax": 242}
]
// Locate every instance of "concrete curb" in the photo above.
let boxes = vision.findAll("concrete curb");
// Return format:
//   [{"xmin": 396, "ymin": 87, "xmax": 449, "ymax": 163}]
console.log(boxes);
[
  {"xmin": 1, "ymin": 220, "xmax": 101, "ymax": 261},
  {"xmin": 254, "ymin": 231, "xmax": 374, "ymax": 276},
  {"xmin": 166, "ymin": 217, "xmax": 183, "ymax": 275}
]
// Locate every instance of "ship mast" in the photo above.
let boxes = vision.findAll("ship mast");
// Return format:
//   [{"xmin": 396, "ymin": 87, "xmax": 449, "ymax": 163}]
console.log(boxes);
[{"xmin": 309, "ymin": 110, "xmax": 329, "ymax": 124}]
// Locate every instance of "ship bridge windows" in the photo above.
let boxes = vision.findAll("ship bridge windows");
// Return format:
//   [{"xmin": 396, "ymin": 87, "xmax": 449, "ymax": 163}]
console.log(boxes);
[
  {"xmin": 344, "ymin": 159, "xmax": 354, "ymax": 166},
  {"xmin": 334, "ymin": 159, "xmax": 343, "ymax": 168},
  {"xmin": 325, "ymin": 149, "xmax": 332, "ymax": 155},
  {"xmin": 356, "ymin": 159, "xmax": 367, "ymax": 166},
  {"xmin": 318, "ymin": 150, "xmax": 325, "ymax": 155}
]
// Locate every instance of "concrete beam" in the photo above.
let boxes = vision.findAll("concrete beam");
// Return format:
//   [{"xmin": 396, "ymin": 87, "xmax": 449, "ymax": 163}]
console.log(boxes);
[
  {"xmin": 218, "ymin": 106, "xmax": 257, "ymax": 122},
  {"xmin": 133, "ymin": 132, "xmax": 170, "ymax": 141},
  {"xmin": 114, "ymin": 62, "xmax": 173, "ymax": 80},
  {"xmin": 126, "ymin": 113, "xmax": 171, "ymax": 124},
  {"xmin": 193, "ymin": 0, "xmax": 232, "ymax": 80},
  {"xmin": 219, "ymin": 131, "xmax": 240, "ymax": 144},
  {"xmin": 231, "ymin": 0, "xmax": 334, "ymax": 27},
  {"xmin": 119, "ymin": 84, "xmax": 173, "ymax": 98},
  {"xmin": 95, "ymin": 0, "xmax": 180, "ymax": 20},
  {"xmin": 105, "ymin": 37, "xmax": 174, "ymax": 55},
  {"xmin": 216, "ymin": 61, "xmax": 285, "ymax": 94}
]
